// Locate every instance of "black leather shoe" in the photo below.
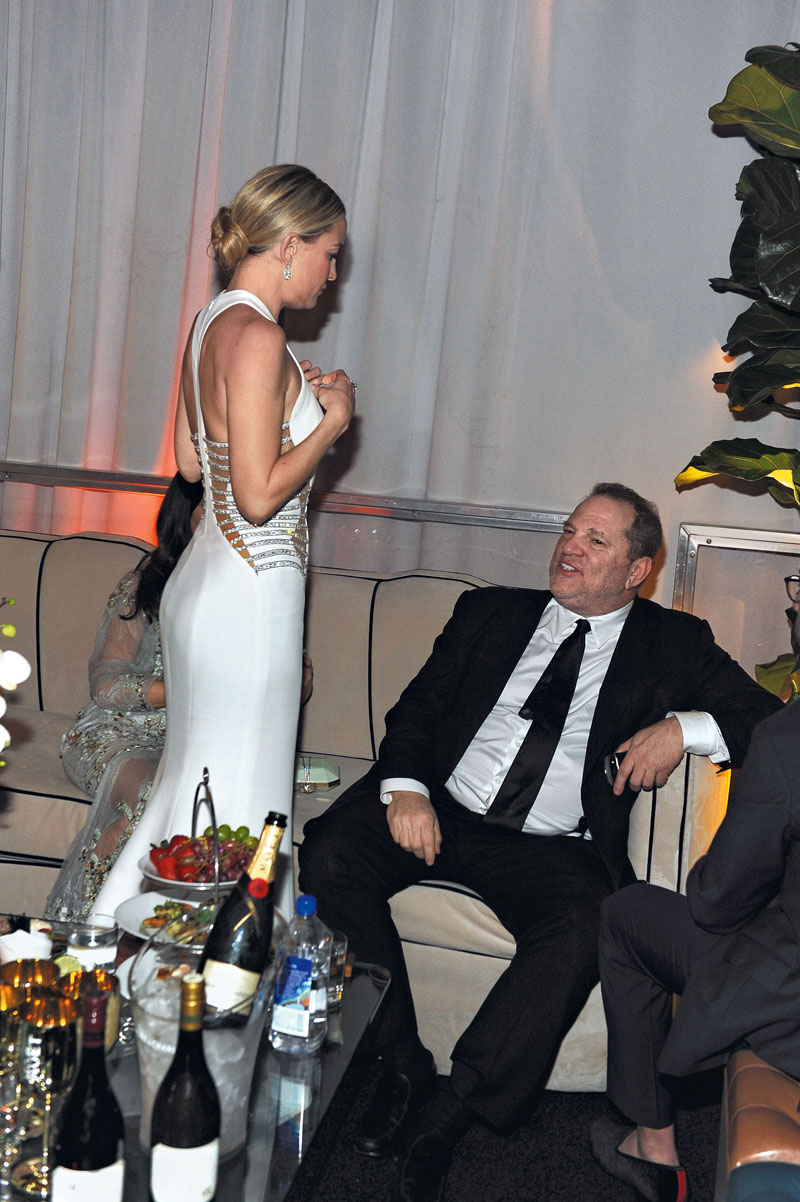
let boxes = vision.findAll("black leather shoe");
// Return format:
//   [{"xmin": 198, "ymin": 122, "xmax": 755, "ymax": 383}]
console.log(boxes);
[
  {"xmin": 387, "ymin": 1134, "xmax": 450, "ymax": 1202},
  {"xmin": 590, "ymin": 1114, "xmax": 690, "ymax": 1202},
  {"xmin": 354, "ymin": 1057, "xmax": 437, "ymax": 1158}
]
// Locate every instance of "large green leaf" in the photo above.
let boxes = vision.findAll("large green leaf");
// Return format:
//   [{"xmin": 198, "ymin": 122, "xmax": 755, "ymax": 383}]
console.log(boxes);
[
  {"xmin": 758, "ymin": 212, "xmax": 800, "ymax": 308},
  {"xmin": 715, "ymin": 347, "xmax": 800, "ymax": 408},
  {"xmin": 727, "ymin": 161, "xmax": 800, "ymax": 298},
  {"xmin": 745, "ymin": 44, "xmax": 800, "ymax": 89},
  {"xmin": 724, "ymin": 299, "xmax": 800, "ymax": 353},
  {"xmin": 736, "ymin": 158, "xmax": 800, "ymax": 223},
  {"xmin": 729, "ymin": 213, "xmax": 763, "ymax": 289},
  {"xmin": 675, "ymin": 438, "xmax": 800, "ymax": 506},
  {"xmin": 754, "ymin": 651, "xmax": 800, "ymax": 700},
  {"xmin": 710, "ymin": 63, "xmax": 800, "ymax": 155}
]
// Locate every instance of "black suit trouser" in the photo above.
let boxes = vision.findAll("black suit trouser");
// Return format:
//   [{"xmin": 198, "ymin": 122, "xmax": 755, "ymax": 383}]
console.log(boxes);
[
  {"xmin": 299, "ymin": 785, "xmax": 612, "ymax": 1129},
  {"xmin": 599, "ymin": 882, "xmax": 722, "ymax": 1128}
]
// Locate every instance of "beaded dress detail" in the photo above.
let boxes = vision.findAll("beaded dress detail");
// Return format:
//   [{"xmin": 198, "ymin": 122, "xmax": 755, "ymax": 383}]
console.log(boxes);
[{"xmin": 195, "ymin": 431, "xmax": 310, "ymax": 576}]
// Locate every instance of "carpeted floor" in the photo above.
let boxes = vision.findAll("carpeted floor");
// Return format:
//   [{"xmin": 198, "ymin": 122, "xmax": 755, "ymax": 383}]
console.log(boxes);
[{"xmin": 286, "ymin": 1054, "xmax": 722, "ymax": 1202}]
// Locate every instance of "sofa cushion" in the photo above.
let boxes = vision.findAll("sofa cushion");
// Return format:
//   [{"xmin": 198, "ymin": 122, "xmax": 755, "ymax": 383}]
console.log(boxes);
[{"xmin": 0, "ymin": 706, "xmax": 92, "ymax": 914}]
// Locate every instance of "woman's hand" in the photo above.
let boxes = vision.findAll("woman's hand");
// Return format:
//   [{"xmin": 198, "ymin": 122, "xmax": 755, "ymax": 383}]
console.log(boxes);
[
  {"xmin": 316, "ymin": 369, "xmax": 356, "ymax": 436},
  {"xmin": 300, "ymin": 360, "xmax": 323, "ymax": 395}
]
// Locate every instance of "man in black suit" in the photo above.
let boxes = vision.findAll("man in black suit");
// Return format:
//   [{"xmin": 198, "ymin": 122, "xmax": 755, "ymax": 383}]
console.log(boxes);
[
  {"xmin": 591, "ymin": 586, "xmax": 800, "ymax": 1202},
  {"xmin": 299, "ymin": 482, "xmax": 780, "ymax": 1202}
]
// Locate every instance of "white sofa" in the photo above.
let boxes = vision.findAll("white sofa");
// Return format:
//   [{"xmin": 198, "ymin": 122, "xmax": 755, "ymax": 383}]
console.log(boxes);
[{"xmin": 0, "ymin": 529, "xmax": 727, "ymax": 1090}]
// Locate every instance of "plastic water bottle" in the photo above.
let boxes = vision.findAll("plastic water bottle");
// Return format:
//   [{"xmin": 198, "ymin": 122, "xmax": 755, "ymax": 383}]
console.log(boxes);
[{"xmin": 270, "ymin": 894, "xmax": 332, "ymax": 1053}]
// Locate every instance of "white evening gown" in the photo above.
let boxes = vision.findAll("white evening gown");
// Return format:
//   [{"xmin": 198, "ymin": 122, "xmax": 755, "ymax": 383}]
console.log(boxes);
[{"xmin": 96, "ymin": 289, "xmax": 322, "ymax": 921}]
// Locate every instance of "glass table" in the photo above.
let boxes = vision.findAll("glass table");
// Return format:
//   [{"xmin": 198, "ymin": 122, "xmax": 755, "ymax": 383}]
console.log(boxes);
[{"xmin": 108, "ymin": 962, "xmax": 390, "ymax": 1202}]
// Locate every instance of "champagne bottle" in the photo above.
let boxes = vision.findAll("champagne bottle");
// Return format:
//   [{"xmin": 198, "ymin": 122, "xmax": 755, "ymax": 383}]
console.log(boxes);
[
  {"xmin": 150, "ymin": 973, "xmax": 220, "ymax": 1202},
  {"xmin": 198, "ymin": 811, "xmax": 286, "ymax": 1024},
  {"xmin": 52, "ymin": 990, "xmax": 124, "ymax": 1202}
]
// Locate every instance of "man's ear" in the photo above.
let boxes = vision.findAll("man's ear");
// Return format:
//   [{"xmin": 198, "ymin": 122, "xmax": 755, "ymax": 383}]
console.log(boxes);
[{"xmin": 627, "ymin": 557, "xmax": 652, "ymax": 590}]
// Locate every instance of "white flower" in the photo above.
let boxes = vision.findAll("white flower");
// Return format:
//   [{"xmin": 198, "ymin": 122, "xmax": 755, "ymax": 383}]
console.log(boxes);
[
  {"xmin": 0, "ymin": 723, "xmax": 9, "ymax": 751},
  {"xmin": 0, "ymin": 650, "xmax": 31, "ymax": 690},
  {"xmin": 0, "ymin": 695, "xmax": 5, "ymax": 718}
]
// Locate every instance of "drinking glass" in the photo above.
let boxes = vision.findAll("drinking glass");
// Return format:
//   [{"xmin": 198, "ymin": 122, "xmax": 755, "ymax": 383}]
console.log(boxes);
[
  {"xmin": 327, "ymin": 930, "xmax": 348, "ymax": 1010},
  {"xmin": 10, "ymin": 993, "xmax": 78, "ymax": 1198},
  {"xmin": 0, "ymin": 961, "xmax": 60, "ymax": 1142},
  {"xmin": 66, "ymin": 914, "xmax": 118, "ymax": 970},
  {"xmin": 0, "ymin": 984, "xmax": 24, "ymax": 1199},
  {"xmin": 0, "ymin": 959, "xmax": 58, "ymax": 998}
]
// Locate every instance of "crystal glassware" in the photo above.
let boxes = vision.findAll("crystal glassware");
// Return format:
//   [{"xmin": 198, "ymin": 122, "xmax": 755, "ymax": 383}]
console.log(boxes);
[
  {"xmin": 10, "ymin": 992, "xmax": 78, "ymax": 1198},
  {"xmin": 0, "ymin": 984, "xmax": 24, "ymax": 1200}
]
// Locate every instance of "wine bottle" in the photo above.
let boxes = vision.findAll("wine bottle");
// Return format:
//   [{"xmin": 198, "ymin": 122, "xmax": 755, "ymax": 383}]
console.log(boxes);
[
  {"xmin": 51, "ymin": 990, "xmax": 124, "ymax": 1202},
  {"xmin": 150, "ymin": 973, "xmax": 220, "ymax": 1202},
  {"xmin": 198, "ymin": 811, "xmax": 286, "ymax": 1024}
]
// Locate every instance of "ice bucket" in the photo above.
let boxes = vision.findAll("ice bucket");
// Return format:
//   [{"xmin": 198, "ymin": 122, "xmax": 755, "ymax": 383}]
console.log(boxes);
[{"xmin": 129, "ymin": 933, "xmax": 275, "ymax": 1158}]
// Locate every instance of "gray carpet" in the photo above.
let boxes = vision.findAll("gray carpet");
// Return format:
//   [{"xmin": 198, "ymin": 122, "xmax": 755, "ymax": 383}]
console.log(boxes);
[{"xmin": 285, "ymin": 1057, "xmax": 721, "ymax": 1202}]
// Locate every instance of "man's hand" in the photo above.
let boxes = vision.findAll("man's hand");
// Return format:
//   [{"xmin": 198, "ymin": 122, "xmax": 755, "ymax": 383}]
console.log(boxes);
[
  {"xmin": 613, "ymin": 716, "xmax": 684, "ymax": 796},
  {"xmin": 386, "ymin": 791, "xmax": 442, "ymax": 867}
]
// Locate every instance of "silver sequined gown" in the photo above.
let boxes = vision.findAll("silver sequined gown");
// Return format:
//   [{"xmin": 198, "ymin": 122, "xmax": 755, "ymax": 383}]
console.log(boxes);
[
  {"xmin": 45, "ymin": 571, "xmax": 166, "ymax": 918},
  {"xmin": 96, "ymin": 290, "xmax": 323, "ymax": 920}
]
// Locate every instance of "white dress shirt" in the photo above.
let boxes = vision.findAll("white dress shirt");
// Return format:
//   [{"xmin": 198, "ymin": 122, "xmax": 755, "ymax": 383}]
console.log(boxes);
[{"xmin": 382, "ymin": 597, "xmax": 729, "ymax": 835}]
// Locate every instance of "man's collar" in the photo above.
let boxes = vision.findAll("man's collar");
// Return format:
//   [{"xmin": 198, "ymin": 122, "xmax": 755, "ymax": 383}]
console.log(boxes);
[{"xmin": 543, "ymin": 596, "xmax": 633, "ymax": 646}]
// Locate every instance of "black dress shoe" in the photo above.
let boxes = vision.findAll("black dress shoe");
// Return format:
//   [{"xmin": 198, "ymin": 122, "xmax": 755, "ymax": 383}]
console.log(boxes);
[
  {"xmin": 590, "ymin": 1114, "xmax": 690, "ymax": 1202},
  {"xmin": 354, "ymin": 1056, "xmax": 437, "ymax": 1158},
  {"xmin": 387, "ymin": 1134, "xmax": 450, "ymax": 1202}
]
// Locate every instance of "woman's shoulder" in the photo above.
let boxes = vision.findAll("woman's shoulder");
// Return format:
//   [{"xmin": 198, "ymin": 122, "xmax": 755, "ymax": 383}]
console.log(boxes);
[{"xmin": 106, "ymin": 569, "xmax": 142, "ymax": 614}]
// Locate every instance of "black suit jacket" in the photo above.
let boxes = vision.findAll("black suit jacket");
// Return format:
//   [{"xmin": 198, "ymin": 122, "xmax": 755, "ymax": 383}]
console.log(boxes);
[
  {"xmin": 346, "ymin": 587, "xmax": 780, "ymax": 888},
  {"xmin": 661, "ymin": 701, "xmax": 800, "ymax": 1078}
]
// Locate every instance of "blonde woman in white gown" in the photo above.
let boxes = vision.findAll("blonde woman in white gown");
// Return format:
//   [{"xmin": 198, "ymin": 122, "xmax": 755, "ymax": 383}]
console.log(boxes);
[{"xmin": 97, "ymin": 165, "xmax": 355, "ymax": 920}]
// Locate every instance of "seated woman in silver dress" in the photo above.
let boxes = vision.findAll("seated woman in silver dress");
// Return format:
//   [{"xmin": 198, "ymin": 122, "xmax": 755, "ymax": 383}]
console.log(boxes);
[{"xmin": 45, "ymin": 474, "xmax": 202, "ymax": 919}]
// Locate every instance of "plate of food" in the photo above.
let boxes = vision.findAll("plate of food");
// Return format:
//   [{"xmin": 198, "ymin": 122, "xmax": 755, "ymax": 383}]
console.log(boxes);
[
  {"xmin": 115, "ymin": 893, "xmax": 218, "ymax": 945},
  {"xmin": 139, "ymin": 825, "xmax": 257, "ymax": 892}
]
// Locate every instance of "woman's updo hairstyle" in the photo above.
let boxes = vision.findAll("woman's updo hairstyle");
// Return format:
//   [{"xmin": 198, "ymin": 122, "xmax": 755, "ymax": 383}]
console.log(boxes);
[{"xmin": 210, "ymin": 164, "xmax": 345, "ymax": 276}]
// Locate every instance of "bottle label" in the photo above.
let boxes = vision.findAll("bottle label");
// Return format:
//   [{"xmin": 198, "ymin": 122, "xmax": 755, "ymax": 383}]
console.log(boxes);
[
  {"xmin": 51, "ymin": 1161, "xmax": 124, "ymax": 1201},
  {"xmin": 202, "ymin": 958, "xmax": 259, "ymax": 1016},
  {"xmin": 272, "ymin": 955, "xmax": 325, "ymax": 1037},
  {"xmin": 150, "ymin": 1139, "xmax": 219, "ymax": 1202}
]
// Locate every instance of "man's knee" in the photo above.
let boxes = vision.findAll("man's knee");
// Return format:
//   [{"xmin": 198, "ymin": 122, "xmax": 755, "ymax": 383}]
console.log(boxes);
[
  {"xmin": 600, "ymin": 881, "xmax": 661, "ymax": 956},
  {"xmin": 297, "ymin": 811, "xmax": 350, "ymax": 892}
]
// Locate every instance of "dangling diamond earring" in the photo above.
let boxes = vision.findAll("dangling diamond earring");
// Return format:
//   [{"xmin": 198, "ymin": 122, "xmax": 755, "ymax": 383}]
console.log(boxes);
[{"xmin": 283, "ymin": 262, "xmax": 292, "ymax": 280}]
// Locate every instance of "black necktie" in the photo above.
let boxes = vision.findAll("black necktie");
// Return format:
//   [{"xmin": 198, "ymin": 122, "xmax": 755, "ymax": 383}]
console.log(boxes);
[{"xmin": 484, "ymin": 618, "xmax": 591, "ymax": 830}]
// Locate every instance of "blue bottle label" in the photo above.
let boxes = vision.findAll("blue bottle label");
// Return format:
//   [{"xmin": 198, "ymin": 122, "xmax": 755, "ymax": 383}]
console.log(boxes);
[{"xmin": 272, "ymin": 954, "xmax": 313, "ymax": 1036}]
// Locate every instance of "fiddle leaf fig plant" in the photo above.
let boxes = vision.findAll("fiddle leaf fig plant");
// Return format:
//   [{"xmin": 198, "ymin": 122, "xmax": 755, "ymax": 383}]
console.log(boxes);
[{"xmin": 675, "ymin": 44, "xmax": 800, "ymax": 504}]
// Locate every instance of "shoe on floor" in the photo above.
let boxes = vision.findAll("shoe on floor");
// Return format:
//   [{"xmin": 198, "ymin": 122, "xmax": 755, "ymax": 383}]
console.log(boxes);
[
  {"xmin": 590, "ymin": 1114, "xmax": 689, "ymax": 1202},
  {"xmin": 354, "ymin": 1053, "xmax": 437, "ymax": 1158},
  {"xmin": 387, "ymin": 1133, "xmax": 451, "ymax": 1202}
]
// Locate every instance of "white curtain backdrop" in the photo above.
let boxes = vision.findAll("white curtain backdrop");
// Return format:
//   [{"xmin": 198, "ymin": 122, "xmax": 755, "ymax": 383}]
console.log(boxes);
[{"xmin": 3, "ymin": 0, "xmax": 800, "ymax": 601}]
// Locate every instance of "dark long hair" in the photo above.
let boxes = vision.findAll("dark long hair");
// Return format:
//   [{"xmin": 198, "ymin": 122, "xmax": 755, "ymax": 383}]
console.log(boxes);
[{"xmin": 125, "ymin": 474, "xmax": 203, "ymax": 623}]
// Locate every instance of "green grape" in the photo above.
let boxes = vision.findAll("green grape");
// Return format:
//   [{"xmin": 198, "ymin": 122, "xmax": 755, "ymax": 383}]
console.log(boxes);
[
  {"xmin": 234, "ymin": 825, "xmax": 250, "ymax": 842},
  {"xmin": 217, "ymin": 823, "xmax": 232, "ymax": 841}
]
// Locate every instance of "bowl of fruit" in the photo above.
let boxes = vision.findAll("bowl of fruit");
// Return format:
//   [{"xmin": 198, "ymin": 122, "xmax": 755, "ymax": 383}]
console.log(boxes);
[{"xmin": 138, "ymin": 823, "xmax": 258, "ymax": 893}]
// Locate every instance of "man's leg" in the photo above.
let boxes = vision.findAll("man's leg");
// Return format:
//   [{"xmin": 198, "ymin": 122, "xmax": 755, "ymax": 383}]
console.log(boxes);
[
  {"xmin": 390, "ymin": 824, "xmax": 613, "ymax": 1202},
  {"xmin": 600, "ymin": 881, "xmax": 719, "ymax": 1127},
  {"xmin": 299, "ymin": 786, "xmax": 442, "ymax": 1157},
  {"xmin": 299, "ymin": 784, "xmax": 434, "ymax": 1051},
  {"xmin": 591, "ymin": 882, "xmax": 721, "ymax": 1202}
]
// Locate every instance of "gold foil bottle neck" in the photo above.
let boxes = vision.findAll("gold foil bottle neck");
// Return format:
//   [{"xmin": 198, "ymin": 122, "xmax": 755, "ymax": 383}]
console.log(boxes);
[
  {"xmin": 181, "ymin": 972, "xmax": 206, "ymax": 1030},
  {"xmin": 247, "ymin": 812, "xmax": 287, "ymax": 883}
]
